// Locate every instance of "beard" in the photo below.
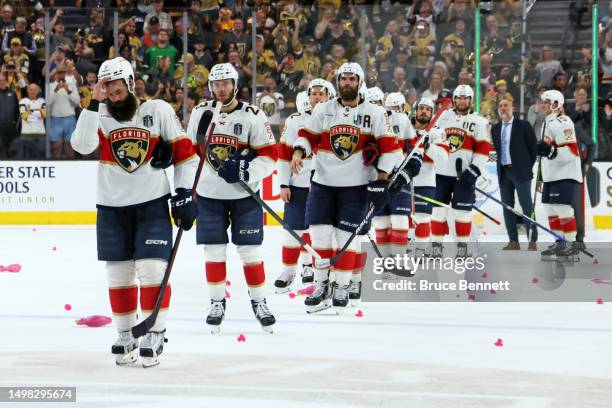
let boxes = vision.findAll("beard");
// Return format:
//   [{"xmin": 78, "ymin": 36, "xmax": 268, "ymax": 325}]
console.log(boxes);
[
  {"xmin": 106, "ymin": 93, "xmax": 139, "ymax": 122},
  {"xmin": 339, "ymin": 85, "xmax": 358, "ymax": 101},
  {"xmin": 416, "ymin": 114, "xmax": 431, "ymax": 125}
]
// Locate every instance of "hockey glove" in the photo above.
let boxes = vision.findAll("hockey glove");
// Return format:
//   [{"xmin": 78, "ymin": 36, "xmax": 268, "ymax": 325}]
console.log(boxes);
[
  {"xmin": 404, "ymin": 152, "xmax": 423, "ymax": 179},
  {"xmin": 458, "ymin": 164, "xmax": 481, "ymax": 189},
  {"xmin": 416, "ymin": 130, "xmax": 430, "ymax": 152},
  {"xmin": 362, "ymin": 142, "xmax": 380, "ymax": 166},
  {"xmin": 151, "ymin": 138, "xmax": 173, "ymax": 169},
  {"xmin": 537, "ymin": 141, "xmax": 557, "ymax": 159},
  {"xmin": 367, "ymin": 179, "xmax": 390, "ymax": 209},
  {"xmin": 170, "ymin": 189, "xmax": 197, "ymax": 231},
  {"xmin": 389, "ymin": 170, "xmax": 409, "ymax": 194},
  {"xmin": 218, "ymin": 149, "xmax": 255, "ymax": 184}
]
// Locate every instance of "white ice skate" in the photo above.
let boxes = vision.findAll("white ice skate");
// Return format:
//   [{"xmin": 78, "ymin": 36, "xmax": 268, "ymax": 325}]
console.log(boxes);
[
  {"xmin": 274, "ymin": 270, "xmax": 295, "ymax": 294},
  {"xmin": 111, "ymin": 331, "xmax": 139, "ymax": 366},
  {"xmin": 251, "ymin": 298, "xmax": 276, "ymax": 334},
  {"xmin": 332, "ymin": 283, "xmax": 350, "ymax": 314},
  {"xmin": 206, "ymin": 299, "xmax": 226, "ymax": 335},
  {"xmin": 305, "ymin": 280, "xmax": 332, "ymax": 314},
  {"xmin": 139, "ymin": 331, "xmax": 166, "ymax": 368},
  {"xmin": 348, "ymin": 280, "xmax": 361, "ymax": 307}
]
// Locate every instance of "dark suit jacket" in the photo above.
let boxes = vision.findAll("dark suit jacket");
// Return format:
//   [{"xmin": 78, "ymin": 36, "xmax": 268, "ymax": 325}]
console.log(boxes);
[{"xmin": 491, "ymin": 117, "xmax": 537, "ymax": 182}]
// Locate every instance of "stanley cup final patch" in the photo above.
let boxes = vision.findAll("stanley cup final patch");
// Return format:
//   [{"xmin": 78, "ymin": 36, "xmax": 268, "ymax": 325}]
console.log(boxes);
[
  {"xmin": 330, "ymin": 125, "xmax": 360, "ymax": 160},
  {"xmin": 206, "ymin": 134, "xmax": 238, "ymax": 171},
  {"xmin": 110, "ymin": 128, "xmax": 151, "ymax": 173}
]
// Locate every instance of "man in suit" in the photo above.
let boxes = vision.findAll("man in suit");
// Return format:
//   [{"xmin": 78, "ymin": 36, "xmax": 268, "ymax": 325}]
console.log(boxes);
[{"xmin": 492, "ymin": 98, "xmax": 538, "ymax": 250}]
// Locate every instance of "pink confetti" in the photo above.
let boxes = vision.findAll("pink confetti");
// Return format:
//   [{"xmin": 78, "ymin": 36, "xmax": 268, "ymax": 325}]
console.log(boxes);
[
  {"xmin": 494, "ymin": 338, "xmax": 503, "ymax": 347},
  {"xmin": 5, "ymin": 264, "xmax": 21, "ymax": 273},
  {"xmin": 591, "ymin": 279, "xmax": 612, "ymax": 285},
  {"xmin": 288, "ymin": 292, "xmax": 296, "ymax": 299},
  {"xmin": 355, "ymin": 310, "xmax": 363, "ymax": 317},
  {"xmin": 225, "ymin": 290, "xmax": 231, "ymax": 299},
  {"xmin": 297, "ymin": 284, "xmax": 315, "ymax": 296},
  {"xmin": 0, "ymin": 265, "xmax": 5, "ymax": 272},
  {"xmin": 52, "ymin": 246, "xmax": 57, "ymax": 251},
  {"xmin": 468, "ymin": 294, "xmax": 476, "ymax": 301},
  {"xmin": 481, "ymin": 272, "xmax": 488, "ymax": 279},
  {"xmin": 597, "ymin": 298, "xmax": 604, "ymax": 305},
  {"xmin": 483, "ymin": 231, "xmax": 487, "ymax": 235},
  {"xmin": 75, "ymin": 315, "xmax": 112, "ymax": 327},
  {"xmin": 32, "ymin": 228, "xmax": 36, "ymax": 232},
  {"xmin": 237, "ymin": 334, "xmax": 246, "ymax": 342},
  {"xmin": 593, "ymin": 258, "xmax": 599, "ymax": 264},
  {"xmin": 64, "ymin": 304, "xmax": 72, "ymax": 311},
  {"xmin": 490, "ymin": 289, "xmax": 496, "ymax": 294},
  {"xmin": 532, "ymin": 277, "xmax": 539, "ymax": 284},
  {"xmin": 225, "ymin": 280, "xmax": 231, "ymax": 286}
]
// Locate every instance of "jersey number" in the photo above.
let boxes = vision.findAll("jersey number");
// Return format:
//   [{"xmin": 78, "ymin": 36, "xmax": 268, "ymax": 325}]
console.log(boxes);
[{"xmin": 246, "ymin": 105, "xmax": 260, "ymax": 115}]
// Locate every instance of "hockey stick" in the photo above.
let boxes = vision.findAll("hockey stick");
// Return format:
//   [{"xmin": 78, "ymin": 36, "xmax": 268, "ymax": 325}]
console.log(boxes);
[
  {"xmin": 455, "ymin": 159, "xmax": 502, "ymax": 225},
  {"xmin": 329, "ymin": 103, "xmax": 451, "ymax": 267},
  {"xmin": 131, "ymin": 103, "xmax": 222, "ymax": 339},
  {"xmin": 474, "ymin": 185, "xmax": 595, "ymax": 258},
  {"xmin": 527, "ymin": 156, "xmax": 541, "ymax": 241},
  {"xmin": 366, "ymin": 231, "xmax": 384, "ymax": 258}
]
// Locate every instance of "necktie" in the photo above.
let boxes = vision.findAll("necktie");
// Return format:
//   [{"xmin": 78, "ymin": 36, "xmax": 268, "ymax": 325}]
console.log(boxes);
[{"xmin": 502, "ymin": 122, "xmax": 510, "ymax": 165}]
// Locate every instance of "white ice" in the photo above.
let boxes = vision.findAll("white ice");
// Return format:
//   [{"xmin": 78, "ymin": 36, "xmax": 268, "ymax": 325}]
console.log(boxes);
[{"xmin": 1, "ymin": 225, "xmax": 611, "ymax": 408}]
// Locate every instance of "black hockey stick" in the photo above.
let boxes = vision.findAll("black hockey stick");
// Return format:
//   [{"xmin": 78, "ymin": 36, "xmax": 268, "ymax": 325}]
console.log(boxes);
[
  {"xmin": 132, "ymin": 103, "xmax": 221, "ymax": 339},
  {"xmin": 474, "ymin": 185, "xmax": 594, "ymax": 258},
  {"xmin": 455, "ymin": 159, "xmax": 502, "ymax": 225},
  {"xmin": 329, "ymin": 103, "xmax": 451, "ymax": 267},
  {"xmin": 527, "ymin": 156, "xmax": 542, "ymax": 241}
]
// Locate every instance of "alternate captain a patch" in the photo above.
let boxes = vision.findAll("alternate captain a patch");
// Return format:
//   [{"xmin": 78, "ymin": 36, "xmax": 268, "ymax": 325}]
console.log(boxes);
[
  {"xmin": 206, "ymin": 134, "xmax": 238, "ymax": 171},
  {"xmin": 330, "ymin": 125, "xmax": 359, "ymax": 160},
  {"xmin": 110, "ymin": 128, "xmax": 151, "ymax": 173},
  {"xmin": 444, "ymin": 127, "xmax": 468, "ymax": 153}
]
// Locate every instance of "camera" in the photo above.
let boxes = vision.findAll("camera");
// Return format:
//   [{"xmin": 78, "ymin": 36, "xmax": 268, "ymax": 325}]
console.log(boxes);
[{"xmin": 6, "ymin": 64, "xmax": 15, "ymax": 70}]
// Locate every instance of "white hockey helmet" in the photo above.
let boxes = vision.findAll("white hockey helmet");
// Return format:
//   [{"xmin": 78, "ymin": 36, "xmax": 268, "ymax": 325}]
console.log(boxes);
[
  {"xmin": 308, "ymin": 78, "xmax": 330, "ymax": 96},
  {"xmin": 384, "ymin": 92, "xmax": 406, "ymax": 110},
  {"xmin": 295, "ymin": 91, "xmax": 311, "ymax": 114},
  {"xmin": 358, "ymin": 81, "xmax": 367, "ymax": 97},
  {"xmin": 540, "ymin": 89, "xmax": 564, "ymax": 109},
  {"xmin": 324, "ymin": 80, "xmax": 336, "ymax": 99},
  {"xmin": 336, "ymin": 62, "xmax": 365, "ymax": 90},
  {"xmin": 453, "ymin": 84, "xmax": 474, "ymax": 100},
  {"xmin": 365, "ymin": 87, "xmax": 385, "ymax": 104},
  {"xmin": 98, "ymin": 57, "xmax": 135, "ymax": 93},
  {"xmin": 208, "ymin": 63, "xmax": 239, "ymax": 104},
  {"xmin": 417, "ymin": 97, "xmax": 435, "ymax": 110}
]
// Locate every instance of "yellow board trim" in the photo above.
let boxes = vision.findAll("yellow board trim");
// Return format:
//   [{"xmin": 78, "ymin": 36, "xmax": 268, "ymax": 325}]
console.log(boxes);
[{"xmin": 593, "ymin": 215, "xmax": 612, "ymax": 230}]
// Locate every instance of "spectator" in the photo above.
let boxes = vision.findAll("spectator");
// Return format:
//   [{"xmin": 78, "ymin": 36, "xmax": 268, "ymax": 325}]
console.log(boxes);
[
  {"xmin": 294, "ymin": 36, "xmax": 322, "ymax": 77},
  {"xmin": 5, "ymin": 37, "xmax": 29, "ymax": 77},
  {"xmin": 145, "ymin": 56, "xmax": 174, "ymax": 99},
  {"xmin": 552, "ymin": 72, "xmax": 573, "ymax": 100},
  {"xmin": 17, "ymin": 83, "xmax": 46, "ymax": 159},
  {"xmin": 170, "ymin": 18, "xmax": 190, "ymax": 60},
  {"xmin": 245, "ymin": 34, "xmax": 277, "ymax": 87},
  {"xmin": 481, "ymin": 15, "xmax": 512, "ymax": 65},
  {"xmin": 183, "ymin": 91, "xmax": 199, "ymax": 128},
  {"xmin": 408, "ymin": 20, "xmax": 435, "ymax": 87},
  {"xmin": 413, "ymin": 0, "xmax": 437, "ymax": 40},
  {"xmin": 108, "ymin": 32, "xmax": 133, "ymax": 60},
  {"xmin": 142, "ymin": 15, "xmax": 161, "ymax": 49},
  {"xmin": 3, "ymin": 57, "xmax": 27, "ymax": 100},
  {"xmin": 256, "ymin": 77, "xmax": 285, "ymax": 132},
  {"xmin": 534, "ymin": 45, "xmax": 564, "ymax": 88},
  {"xmin": 78, "ymin": 69, "xmax": 98, "ymax": 110},
  {"xmin": 0, "ymin": 3, "xmax": 14, "ymax": 39},
  {"xmin": 171, "ymin": 87, "xmax": 184, "ymax": 122},
  {"xmin": 567, "ymin": 88, "xmax": 592, "ymax": 145},
  {"xmin": 192, "ymin": 36, "xmax": 214, "ymax": 70},
  {"xmin": 319, "ymin": 18, "xmax": 352, "ymax": 55},
  {"xmin": 527, "ymin": 88, "xmax": 546, "ymax": 140},
  {"xmin": 174, "ymin": 53, "xmax": 209, "ymax": 99},
  {"xmin": 0, "ymin": 73, "xmax": 18, "ymax": 158},
  {"xmin": 598, "ymin": 97, "xmax": 612, "ymax": 160},
  {"xmin": 143, "ymin": 0, "xmax": 173, "ymax": 34},
  {"xmin": 375, "ymin": 20, "xmax": 399, "ymax": 79},
  {"xmin": 274, "ymin": 53, "xmax": 302, "ymax": 110},
  {"xmin": 384, "ymin": 65, "xmax": 411, "ymax": 97},
  {"xmin": 227, "ymin": 50, "xmax": 248, "ymax": 89},
  {"xmin": 600, "ymin": 29, "xmax": 612, "ymax": 96},
  {"xmin": 84, "ymin": 9, "xmax": 108, "ymax": 61},
  {"xmin": 120, "ymin": 17, "xmax": 143, "ymax": 55},
  {"xmin": 144, "ymin": 29, "xmax": 179, "ymax": 77},
  {"xmin": 2, "ymin": 17, "xmax": 35, "ymax": 57},
  {"xmin": 49, "ymin": 17, "xmax": 73, "ymax": 53},
  {"xmin": 457, "ymin": 70, "xmax": 473, "ymax": 87},
  {"xmin": 421, "ymin": 71, "xmax": 445, "ymax": 101},
  {"xmin": 326, "ymin": 44, "xmax": 348, "ymax": 70},
  {"xmin": 134, "ymin": 77, "xmax": 148, "ymax": 103},
  {"xmin": 47, "ymin": 65, "xmax": 80, "ymax": 159},
  {"xmin": 439, "ymin": 0, "xmax": 474, "ymax": 29},
  {"xmin": 239, "ymin": 85, "xmax": 251, "ymax": 103}
]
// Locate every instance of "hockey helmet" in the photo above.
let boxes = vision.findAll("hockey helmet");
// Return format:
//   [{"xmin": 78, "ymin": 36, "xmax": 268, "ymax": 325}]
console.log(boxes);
[
  {"xmin": 336, "ymin": 62, "xmax": 365, "ymax": 90},
  {"xmin": 208, "ymin": 63, "xmax": 239, "ymax": 104},
  {"xmin": 453, "ymin": 84, "xmax": 474, "ymax": 100},
  {"xmin": 324, "ymin": 80, "xmax": 336, "ymax": 99},
  {"xmin": 98, "ymin": 57, "xmax": 135, "ymax": 93},
  {"xmin": 365, "ymin": 87, "xmax": 385, "ymax": 104},
  {"xmin": 540, "ymin": 89, "xmax": 564, "ymax": 109},
  {"xmin": 295, "ymin": 91, "xmax": 311, "ymax": 114},
  {"xmin": 417, "ymin": 97, "xmax": 436, "ymax": 111},
  {"xmin": 384, "ymin": 92, "xmax": 406, "ymax": 110}
]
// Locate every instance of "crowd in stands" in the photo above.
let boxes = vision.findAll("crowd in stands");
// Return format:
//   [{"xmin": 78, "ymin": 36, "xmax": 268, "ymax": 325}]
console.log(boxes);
[{"xmin": 0, "ymin": 0, "xmax": 610, "ymax": 160}]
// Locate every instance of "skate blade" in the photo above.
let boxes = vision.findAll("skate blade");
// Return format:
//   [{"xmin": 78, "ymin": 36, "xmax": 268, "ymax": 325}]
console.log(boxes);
[
  {"xmin": 262, "ymin": 325, "xmax": 274, "ymax": 334},
  {"xmin": 306, "ymin": 300, "xmax": 332, "ymax": 314},
  {"xmin": 541, "ymin": 255, "xmax": 556, "ymax": 262},
  {"xmin": 275, "ymin": 286, "xmax": 291, "ymax": 294},
  {"xmin": 556, "ymin": 256, "xmax": 580, "ymax": 263},
  {"xmin": 333, "ymin": 305, "xmax": 348, "ymax": 315},
  {"xmin": 141, "ymin": 357, "xmax": 159, "ymax": 368},
  {"xmin": 349, "ymin": 298, "xmax": 361, "ymax": 307},
  {"xmin": 208, "ymin": 325, "xmax": 221, "ymax": 335},
  {"xmin": 114, "ymin": 350, "xmax": 138, "ymax": 366}
]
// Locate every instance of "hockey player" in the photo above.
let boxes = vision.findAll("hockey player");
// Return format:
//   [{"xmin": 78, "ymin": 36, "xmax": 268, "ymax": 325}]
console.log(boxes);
[
  {"xmin": 275, "ymin": 79, "xmax": 334, "ymax": 292},
  {"xmin": 291, "ymin": 63, "xmax": 402, "ymax": 312},
  {"xmin": 365, "ymin": 87, "xmax": 385, "ymax": 106},
  {"xmin": 408, "ymin": 98, "xmax": 450, "ymax": 257},
  {"xmin": 71, "ymin": 57, "xmax": 199, "ymax": 367},
  {"xmin": 186, "ymin": 63, "xmax": 278, "ymax": 333},
  {"xmin": 537, "ymin": 90, "xmax": 583, "ymax": 261},
  {"xmin": 432, "ymin": 85, "xmax": 491, "ymax": 258}
]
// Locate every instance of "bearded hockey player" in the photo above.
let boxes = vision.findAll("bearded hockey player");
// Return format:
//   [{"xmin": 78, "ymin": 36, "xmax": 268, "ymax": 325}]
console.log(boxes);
[
  {"xmin": 537, "ymin": 90, "xmax": 583, "ymax": 261},
  {"xmin": 408, "ymin": 98, "xmax": 450, "ymax": 257},
  {"xmin": 186, "ymin": 63, "xmax": 278, "ymax": 333},
  {"xmin": 275, "ymin": 79, "xmax": 334, "ymax": 293},
  {"xmin": 71, "ymin": 57, "xmax": 199, "ymax": 367},
  {"xmin": 432, "ymin": 85, "xmax": 491, "ymax": 258},
  {"xmin": 291, "ymin": 63, "xmax": 402, "ymax": 312}
]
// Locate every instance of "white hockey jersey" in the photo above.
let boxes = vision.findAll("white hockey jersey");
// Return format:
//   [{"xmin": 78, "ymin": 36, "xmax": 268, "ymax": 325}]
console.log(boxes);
[
  {"xmin": 71, "ymin": 99, "xmax": 199, "ymax": 207},
  {"xmin": 294, "ymin": 98, "xmax": 402, "ymax": 187},
  {"xmin": 19, "ymin": 97, "xmax": 46, "ymax": 136},
  {"xmin": 541, "ymin": 113, "xmax": 582, "ymax": 183},
  {"xmin": 435, "ymin": 109, "xmax": 491, "ymax": 177},
  {"xmin": 278, "ymin": 111, "xmax": 312, "ymax": 188},
  {"xmin": 409, "ymin": 125, "xmax": 450, "ymax": 187},
  {"xmin": 387, "ymin": 110, "xmax": 416, "ymax": 159},
  {"xmin": 187, "ymin": 101, "xmax": 277, "ymax": 200}
]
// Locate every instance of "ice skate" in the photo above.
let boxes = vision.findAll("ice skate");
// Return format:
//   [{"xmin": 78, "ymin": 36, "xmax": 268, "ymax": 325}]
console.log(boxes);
[
  {"xmin": 332, "ymin": 283, "xmax": 350, "ymax": 314},
  {"xmin": 414, "ymin": 243, "xmax": 430, "ymax": 258},
  {"xmin": 541, "ymin": 241, "xmax": 564, "ymax": 262},
  {"xmin": 455, "ymin": 242, "xmax": 470, "ymax": 259},
  {"xmin": 431, "ymin": 242, "xmax": 443, "ymax": 258},
  {"xmin": 139, "ymin": 330, "xmax": 166, "ymax": 368},
  {"xmin": 305, "ymin": 280, "xmax": 332, "ymax": 314},
  {"xmin": 274, "ymin": 270, "xmax": 295, "ymax": 294},
  {"xmin": 556, "ymin": 242, "xmax": 580, "ymax": 263},
  {"xmin": 301, "ymin": 264, "xmax": 314, "ymax": 283},
  {"xmin": 111, "ymin": 331, "xmax": 139, "ymax": 366},
  {"xmin": 251, "ymin": 298, "xmax": 276, "ymax": 333},
  {"xmin": 206, "ymin": 299, "xmax": 226, "ymax": 334},
  {"xmin": 349, "ymin": 280, "xmax": 361, "ymax": 307}
]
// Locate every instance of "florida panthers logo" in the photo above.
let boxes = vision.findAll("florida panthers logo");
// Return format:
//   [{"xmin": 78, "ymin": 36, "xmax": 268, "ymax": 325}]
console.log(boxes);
[
  {"xmin": 206, "ymin": 134, "xmax": 238, "ymax": 171},
  {"xmin": 110, "ymin": 128, "xmax": 151, "ymax": 173},
  {"xmin": 330, "ymin": 125, "xmax": 360, "ymax": 160},
  {"xmin": 445, "ymin": 127, "xmax": 468, "ymax": 153}
]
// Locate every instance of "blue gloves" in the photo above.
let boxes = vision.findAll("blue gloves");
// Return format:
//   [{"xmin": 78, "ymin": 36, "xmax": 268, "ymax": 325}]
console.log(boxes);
[
  {"xmin": 458, "ymin": 164, "xmax": 481, "ymax": 189},
  {"xmin": 170, "ymin": 189, "xmax": 197, "ymax": 231},
  {"xmin": 367, "ymin": 180, "xmax": 389, "ymax": 209},
  {"xmin": 537, "ymin": 141, "xmax": 557, "ymax": 159},
  {"xmin": 218, "ymin": 149, "xmax": 256, "ymax": 184},
  {"xmin": 404, "ymin": 152, "xmax": 423, "ymax": 179}
]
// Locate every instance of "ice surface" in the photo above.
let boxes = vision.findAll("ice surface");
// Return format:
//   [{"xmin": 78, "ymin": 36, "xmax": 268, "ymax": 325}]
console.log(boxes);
[{"xmin": 1, "ymin": 226, "xmax": 611, "ymax": 407}]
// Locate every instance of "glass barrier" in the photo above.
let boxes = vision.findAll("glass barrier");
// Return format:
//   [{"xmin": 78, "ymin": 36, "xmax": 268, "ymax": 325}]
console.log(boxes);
[{"xmin": 0, "ymin": 1, "xmax": 605, "ymax": 160}]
